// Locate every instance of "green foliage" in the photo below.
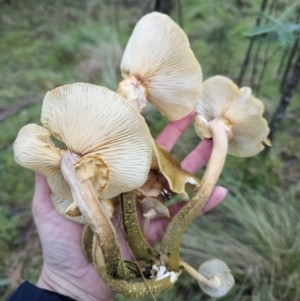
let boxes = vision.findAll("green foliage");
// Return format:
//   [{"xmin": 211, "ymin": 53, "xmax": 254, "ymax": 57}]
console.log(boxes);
[
  {"xmin": 0, "ymin": 207, "xmax": 18, "ymax": 245},
  {"xmin": 180, "ymin": 185, "xmax": 300, "ymax": 301},
  {"xmin": 246, "ymin": 4, "xmax": 300, "ymax": 46}
]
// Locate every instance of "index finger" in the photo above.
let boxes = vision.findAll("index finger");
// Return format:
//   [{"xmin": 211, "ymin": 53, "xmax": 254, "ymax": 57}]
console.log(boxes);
[{"xmin": 156, "ymin": 110, "xmax": 196, "ymax": 152}]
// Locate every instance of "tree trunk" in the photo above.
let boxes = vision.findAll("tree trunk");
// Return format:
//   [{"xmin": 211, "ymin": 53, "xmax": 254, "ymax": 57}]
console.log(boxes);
[
  {"xmin": 154, "ymin": 0, "xmax": 173, "ymax": 15},
  {"xmin": 280, "ymin": 38, "xmax": 299, "ymax": 92},
  {"xmin": 268, "ymin": 52, "xmax": 300, "ymax": 142},
  {"xmin": 237, "ymin": 0, "xmax": 269, "ymax": 86}
]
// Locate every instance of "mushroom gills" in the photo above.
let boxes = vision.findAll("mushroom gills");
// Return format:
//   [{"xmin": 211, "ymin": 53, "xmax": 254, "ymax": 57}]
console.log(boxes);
[{"xmin": 119, "ymin": 12, "xmax": 202, "ymax": 121}]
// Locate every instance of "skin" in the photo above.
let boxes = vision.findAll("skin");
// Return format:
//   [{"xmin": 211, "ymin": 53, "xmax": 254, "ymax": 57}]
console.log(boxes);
[{"xmin": 34, "ymin": 116, "xmax": 227, "ymax": 301}]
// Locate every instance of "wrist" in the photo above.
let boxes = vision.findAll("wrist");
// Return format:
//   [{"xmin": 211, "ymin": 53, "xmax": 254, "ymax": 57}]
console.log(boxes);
[{"xmin": 37, "ymin": 264, "xmax": 115, "ymax": 301}]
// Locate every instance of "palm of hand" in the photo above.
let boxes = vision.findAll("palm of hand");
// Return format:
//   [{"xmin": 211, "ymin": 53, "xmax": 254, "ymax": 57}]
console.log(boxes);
[{"xmin": 33, "ymin": 174, "xmax": 116, "ymax": 301}]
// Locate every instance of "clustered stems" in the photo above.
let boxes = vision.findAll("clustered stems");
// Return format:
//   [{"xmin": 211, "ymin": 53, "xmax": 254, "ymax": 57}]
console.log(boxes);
[
  {"xmin": 160, "ymin": 118, "xmax": 229, "ymax": 270},
  {"xmin": 60, "ymin": 151, "xmax": 135, "ymax": 279},
  {"xmin": 92, "ymin": 239, "xmax": 177, "ymax": 298}
]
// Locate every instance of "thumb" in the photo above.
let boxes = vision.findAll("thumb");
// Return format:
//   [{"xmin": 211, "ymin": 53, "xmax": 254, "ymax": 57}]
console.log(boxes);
[{"xmin": 32, "ymin": 173, "xmax": 54, "ymax": 218}]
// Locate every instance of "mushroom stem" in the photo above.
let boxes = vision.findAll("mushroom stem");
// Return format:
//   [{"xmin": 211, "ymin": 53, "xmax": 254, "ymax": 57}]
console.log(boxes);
[
  {"xmin": 160, "ymin": 117, "xmax": 229, "ymax": 270},
  {"xmin": 179, "ymin": 260, "xmax": 216, "ymax": 288},
  {"xmin": 92, "ymin": 237, "xmax": 178, "ymax": 297},
  {"xmin": 121, "ymin": 191, "xmax": 160, "ymax": 262},
  {"xmin": 199, "ymin": 117, "xmax": 229, "ymax": 194},
  {"xmin": 61, "ymin": 151, "xmax": 137, "ymax": 279},
  {"xmin": 81, "ymin": 224, "xmax": 94, "ymax": 263},
  {"xmin": 117, "ymin": 76, "xmax": 148, "ymax": 112}
]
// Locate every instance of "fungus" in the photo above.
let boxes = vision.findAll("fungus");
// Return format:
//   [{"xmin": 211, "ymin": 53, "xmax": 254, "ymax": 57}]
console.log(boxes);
[
  {"xmin": 150, "ymin": 138, "xmax": 201, "ymax": 199},
  {"xmin": 197, "ymin": 259, "xmax": 234, "ymax": 297},
  {"xmin": 14, "ymin": 83, "xmax": 152, "ymax": 220},
  {"xmin": 135, "ymin": 132, "xmax": 201, "ymax": 201},
  {"xmin": 120, "ymin": 191, "xmax": 162, "ymax": 263},
  {"xmin": 140, "ymin": 197, "xmax": 170, "ymax": 235},
  {"xmin": 191, "ymin": 75, "xmax": 271, "ymax": 209},
  {"xmin": 118, "ymin": 12, "xmax": 202, "ymax": 121},
  {"xmin": 14, "ymin": 83, "xmax": 153, "ymax": 279},
  {"xmin": 178, "ymin": 259, "xmax": 234, "ymax": 297},
  {"xmin": 195, "ymin": 75, "xmax": 271, "ymax": 157},
  {"xmin": 117, "ymin": 12, "xmax": 202, "ymax": 200},
  {"xmin": 160, "ymin": 76, "xmax": 270, "ymax": 271},
  {"xmin": 92, "ymin": 233, "xmax": 180, "ymax": 297}
]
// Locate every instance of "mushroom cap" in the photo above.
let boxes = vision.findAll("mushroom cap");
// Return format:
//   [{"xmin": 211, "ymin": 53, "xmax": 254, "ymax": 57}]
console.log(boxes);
[
  {"xmin": 120, "ymin": 12, "xmax": 202, "ymax": 121},
  {"xmin": 51, "ymin": 194, "xmax": 87, "ymax": 223},
  {"xmin": 140, "ymin": 197, "xmax": 170, "ymax": 219},
  {"xmin": 198, "ymin": 259, "xmax": 234, "ymax": 298},
  {"xmin": 40, "ymin": 83, "xmax": 152, "ymax": 199},
  {"xmin": 13, "ymin": 124, "xmax": 72, "ymax": 199},
  {"xmin": 14, "ymin": 83, "xmax": 152, "ymax": 201},
  {"xmin": 195, "ymin": 76, "xmax": 270, "ymax": 157},
  {"xmin": 151, "ymin": 138, "xmax": 200, "ymax": 198}
]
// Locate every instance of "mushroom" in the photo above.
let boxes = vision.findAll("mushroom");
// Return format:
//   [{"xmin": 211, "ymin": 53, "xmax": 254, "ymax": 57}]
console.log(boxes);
[
  {"xmin": 118, "ymin": 12, "xmax": 202, "ymax": 121},
  {"xmin": 137, "ymin": 137, "xmax": 201, "ymax": 201},
  {"xmin": 178, "ymin": 259, "xmax": 234, "ymax": 297},
  {"xmin": 160, "ymin": 76, "xmax": 270, "ymax": 271},
  {"xmin": 117, "ymin": 12, "xmax": 202, "ymax": 201},
  {"xmin": 195, "ymin": 75, "xmax": 271, "ymax": 157},
  {"xmin": 140, "ymin": 197, "xmax": 170, "ymax": 235},
  {"xmin": 14, "ymin": 83, "xmax": 152, "ymax": 220},
  {"xmin": 150, "ymin": 138, "xmax": 201, "ymax": 199},
  {"xmin": 191, "ymin": 76, "xmax": 270, "ymax": 209},
  {"xmin": 197, "ymin": 259, "xmax": 234, "ymax": 297},
  {"xmin": 14, "ymin": 83, "xmax": 153, "ymax": 279}
]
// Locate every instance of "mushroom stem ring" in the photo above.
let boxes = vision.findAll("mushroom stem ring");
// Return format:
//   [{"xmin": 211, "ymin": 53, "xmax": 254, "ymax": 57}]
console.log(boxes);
[{"xmin": 118, "ymin": 76, "xmax": 148, "ymax": 112}]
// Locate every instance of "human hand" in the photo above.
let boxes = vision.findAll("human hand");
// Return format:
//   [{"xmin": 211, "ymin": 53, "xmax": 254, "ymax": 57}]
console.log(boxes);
[{"xmin": 34, "ymin": 113, "xmax": 227, "ymax": 301}]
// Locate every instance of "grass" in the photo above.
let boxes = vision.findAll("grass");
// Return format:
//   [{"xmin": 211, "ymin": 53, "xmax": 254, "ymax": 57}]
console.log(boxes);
[
  {"xmin": 0, "ymin": 0, "xmax": 299, "ymax": 300},
  {"xmin": 180, "ymin": 185, "xmax": 300, "ymax": 301}
]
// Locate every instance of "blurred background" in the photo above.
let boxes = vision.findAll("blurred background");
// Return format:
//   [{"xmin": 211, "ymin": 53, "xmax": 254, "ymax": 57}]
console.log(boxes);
[{"xmin": 0, "ymin": 0, "xmax": 299, "ymax": 300}]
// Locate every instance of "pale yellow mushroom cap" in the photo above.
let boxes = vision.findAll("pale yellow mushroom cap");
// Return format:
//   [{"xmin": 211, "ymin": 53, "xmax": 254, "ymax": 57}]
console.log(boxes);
[
  {"xmin": 120, "ymin": 12, "xmax": 202, "ymax": 121},
  {"xmin": 198, "ymin": 259, "xmax": 234, "ymax": 297},
  {"xmin": 14, "ymin": 83, "xmax": 152, "ymax": 205},
  {"xmin": 40, "ymin": 83, "xmax": 152, "ymax": 199},
  {"xmin": 51, "ymin": 195, "xmax": 87, "ymax": 223},
  {"xmin": 13, "ymin": 124, "xmax": 72, "ymax": 199},
  {"xmin": 195, "ymin": 76, "xmax": 271, "ymax": 157},
  {"xmin": 51, "ymin": 194, "xmax": 114, "ymax": 224}
]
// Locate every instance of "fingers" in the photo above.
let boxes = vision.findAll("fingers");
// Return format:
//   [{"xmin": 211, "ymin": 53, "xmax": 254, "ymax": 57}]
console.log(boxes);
[
  {"xmin": 181, "ymin": 139, "xmax": 212, "ymax": 174},
  {"xmin": 195, "ymin": 186, "xmax": 228, "ymax": 216},
  {"xmin": 148, "ymin": 186, "xmax": 228, "ymax": 244},
  {"xmin": 156, "ymin": 110, "xmax": 196, "ymax": 152}
]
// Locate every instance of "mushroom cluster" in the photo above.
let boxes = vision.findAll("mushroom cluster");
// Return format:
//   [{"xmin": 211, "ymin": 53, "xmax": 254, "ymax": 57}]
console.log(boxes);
[{"xmin": 13, "ymin": 12, "xmax": 271, "ymax": 298}]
